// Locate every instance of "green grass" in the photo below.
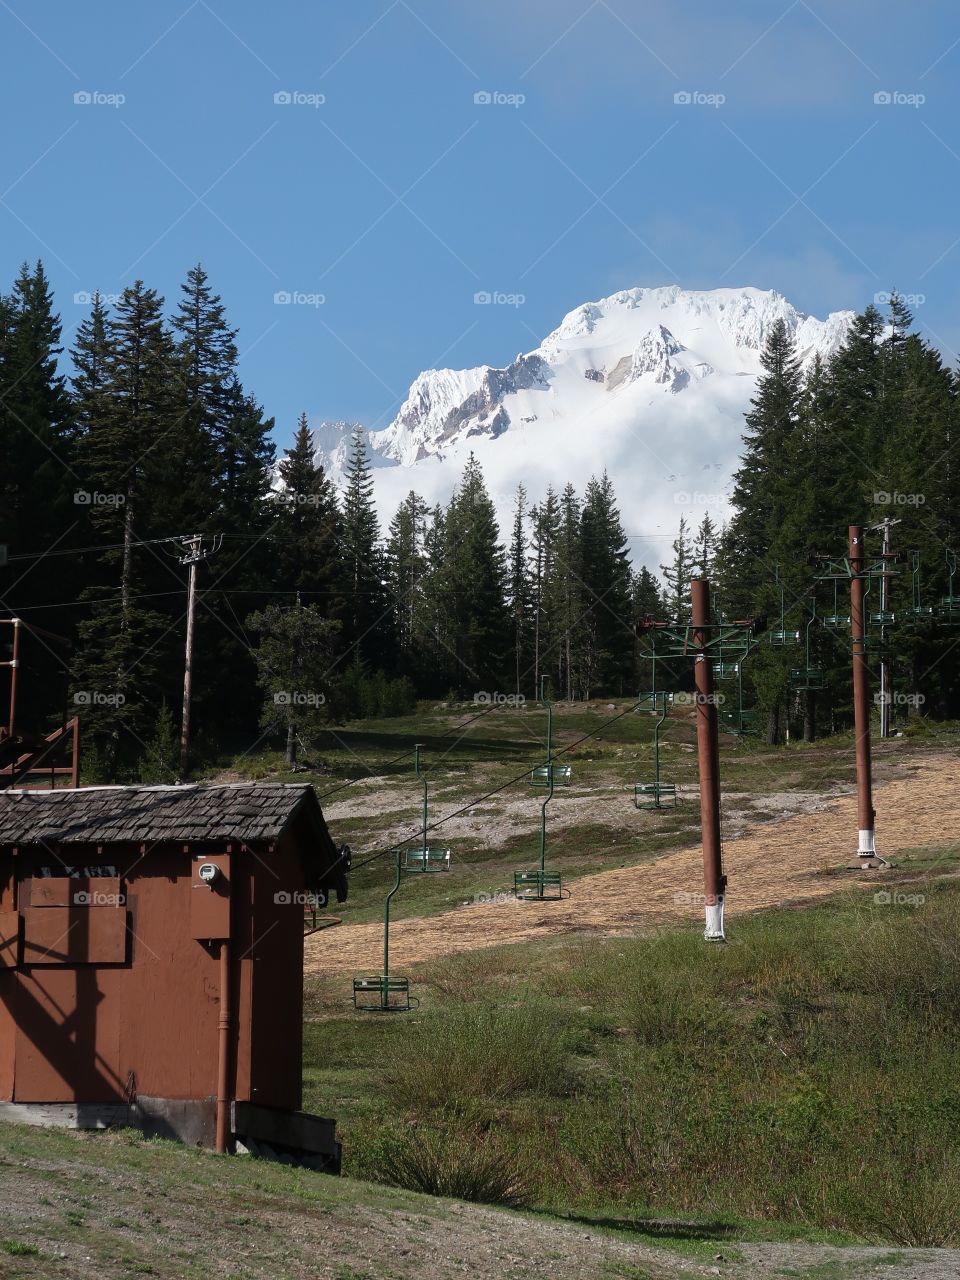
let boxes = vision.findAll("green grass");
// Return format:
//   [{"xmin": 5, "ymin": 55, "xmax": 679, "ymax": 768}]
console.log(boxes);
[{"xmin": 304, "ymin": 881, "xmax": 960, "ymax": 1246}]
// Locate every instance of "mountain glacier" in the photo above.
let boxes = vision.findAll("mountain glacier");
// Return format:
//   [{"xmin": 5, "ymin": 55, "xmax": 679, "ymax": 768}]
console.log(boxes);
[{"xmin": 309, "ymin": 286, "xmax": 853, "ymax": 566}]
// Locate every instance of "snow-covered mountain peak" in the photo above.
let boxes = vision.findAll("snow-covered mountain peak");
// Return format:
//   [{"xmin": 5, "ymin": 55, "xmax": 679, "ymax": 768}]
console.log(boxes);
[{"xmin": 308, "ymin": 284, "xmax": 855, "ymax": 565}]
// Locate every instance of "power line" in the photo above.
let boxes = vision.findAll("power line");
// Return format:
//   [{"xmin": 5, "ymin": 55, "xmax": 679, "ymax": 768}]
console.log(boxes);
[{"xmin": 342, "ymin": 697, "xmax": 646, "ymax": 876}]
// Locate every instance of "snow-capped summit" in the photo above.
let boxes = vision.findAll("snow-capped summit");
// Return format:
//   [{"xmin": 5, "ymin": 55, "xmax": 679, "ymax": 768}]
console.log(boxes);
[{"xmin": 310, "ymin": 286, "xmax": 854, "ymax": 564}]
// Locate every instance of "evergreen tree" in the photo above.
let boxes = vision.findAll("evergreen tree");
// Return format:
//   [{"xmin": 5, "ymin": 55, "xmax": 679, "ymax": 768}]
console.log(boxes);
[
  {"xmin": 725, "ymin": 318, "xmax": 804, "ymax": 615},
  {"xmin": 385, "ymin": 490, "xmax": 429, "ymax": 663},
  {"xmin": 339, "ymin": 426, "xmax": 389, "ymax": 668},
  {"xmin": 72, "ymin": 281, "xmax": 175, "ymax": 775},
  {"xmin": 557, "ymin": 483, "xmax": 585, "ymax": 699},
  {"xmin": 578, "ymin": 472, "xmax": 632, "ymax": 694},
  {"xmin": 693, "ymin": 512, "xmax": 718, "ymax": 579},
  {"xmin": 247, "ymin": 602, "xmax": 340, "ymax": 768},
  {"xmin": 138, "ymin": 701, "xmax": 179, "ymax": 784},
  {"xmin": 441, "ymin": 454, "xmax": 510, "ymax": 690},
  {"xmin": 0, "ymin": 262, "xmax": 75, "ymax": 615},
  {"xmin": 529, "ymin": 486, "xmax": 562, "ymax": 693},
  {"xmin": 660, "ymin": 515, "xmax": 694, "ymax": 623},
  {"xmin": 276, "ymin": 413, "xmax": 341, "ymax": 598},
  {"xmin": 507, "ymin": 484, "xmax": 533, "ymax": 696}
]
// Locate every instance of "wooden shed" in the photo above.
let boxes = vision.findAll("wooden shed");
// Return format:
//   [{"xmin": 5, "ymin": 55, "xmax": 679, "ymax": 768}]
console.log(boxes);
[{"xmin": 0, "ymin": 783, "xmax": 349, "ymax": 1167}]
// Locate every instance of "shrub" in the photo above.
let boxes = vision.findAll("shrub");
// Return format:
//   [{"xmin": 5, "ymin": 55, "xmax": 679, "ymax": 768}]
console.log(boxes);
[{"xmin": 370, "ymin": 1125, "xmax": 529, "ymax": 1207}]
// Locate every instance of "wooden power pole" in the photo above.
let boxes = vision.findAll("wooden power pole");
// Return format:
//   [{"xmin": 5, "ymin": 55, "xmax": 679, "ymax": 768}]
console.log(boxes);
[{"xmin": 178, "ymin": 534, "xmax": 221, "ymax": 782}]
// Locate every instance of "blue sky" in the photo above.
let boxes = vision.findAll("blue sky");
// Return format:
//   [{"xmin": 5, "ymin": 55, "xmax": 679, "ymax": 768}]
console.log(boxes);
[{"xmin": 2, "ymin": 1, "xmax": 958, "ymax": 446}]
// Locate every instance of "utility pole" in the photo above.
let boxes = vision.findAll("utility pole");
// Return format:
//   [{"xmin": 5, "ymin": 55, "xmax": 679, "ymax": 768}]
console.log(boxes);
[
  {"xmin": 869, "ymin": 516, "xmax": 901, "ymax": 738},
  {"xmin": 178, "ymin": 534, "xmax": 221, "ymax": 782},
  {"xmin": 4, "ymin": 618, "xmax": 21, "ymax": 742}
]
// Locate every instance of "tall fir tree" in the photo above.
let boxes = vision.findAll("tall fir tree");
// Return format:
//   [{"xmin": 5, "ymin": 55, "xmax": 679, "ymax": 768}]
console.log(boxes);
[
  {"xmin": 660, "ymin": 515, "xmax": 694, "ymax": 623},
  {"xmin": 385, "ymin": 490, "xmax": 429, "ymax": 666},
  {"xmin": 440, "ymin": 454, "xmax": 510, "ymax": 690},
  {"xmin": 339, "ymin": 425, "xmax": 390, "ymax": 669},
  {"xmin": 579, "ymin": 472, "xmax": 632, "ymax": 694},
  {"xmin": 276, "ymin": 413, "xmax": 341, "ymax": 599},
  {"xmin": 506, "ymin": 484, "xmax": 533, "ymax": 696}
]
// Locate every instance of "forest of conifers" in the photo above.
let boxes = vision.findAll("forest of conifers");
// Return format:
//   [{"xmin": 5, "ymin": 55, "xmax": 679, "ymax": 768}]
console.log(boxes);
[{"xmin": 1, "ymin": 261, "xmax": 957, "ymax": 779}]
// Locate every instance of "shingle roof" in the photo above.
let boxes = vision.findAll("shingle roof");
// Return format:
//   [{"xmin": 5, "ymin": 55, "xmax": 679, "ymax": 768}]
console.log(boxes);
[{"xmin": 0, "ymin": 783, "xmax": 326, "ymax": 847}]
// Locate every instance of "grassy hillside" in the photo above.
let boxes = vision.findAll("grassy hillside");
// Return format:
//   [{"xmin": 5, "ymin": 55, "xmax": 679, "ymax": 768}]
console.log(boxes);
[{"xmin": 303, "ymin": 882, "xmax": 960, "ymax": 1247}]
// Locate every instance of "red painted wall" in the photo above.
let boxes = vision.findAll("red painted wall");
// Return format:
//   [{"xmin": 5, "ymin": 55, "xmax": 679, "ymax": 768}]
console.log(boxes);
[{"xmin": 0, "ymin": 840, "xmax": 310, "ymax": 1110}]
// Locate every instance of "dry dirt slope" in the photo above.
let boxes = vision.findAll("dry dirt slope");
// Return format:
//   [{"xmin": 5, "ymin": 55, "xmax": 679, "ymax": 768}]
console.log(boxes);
[
  {"xmin": 307, "ymin": 752, "xmax": 959, "ymax": 974},
  {"xmin": 1, "ymin": 1124, "xmax": 960, "ymax": 1280}
]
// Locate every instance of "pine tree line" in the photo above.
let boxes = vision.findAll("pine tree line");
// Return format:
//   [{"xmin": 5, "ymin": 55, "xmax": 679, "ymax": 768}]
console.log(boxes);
[
  {"xmin": 690, "ymin": 296, "xmax": 960, "ymax": 741},
  {"xmin": 4, "ymin": 264, "xmax": 956, "ymax": 779}
]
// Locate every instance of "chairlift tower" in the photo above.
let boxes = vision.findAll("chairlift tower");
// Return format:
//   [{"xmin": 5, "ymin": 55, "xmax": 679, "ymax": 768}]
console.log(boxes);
[{"xmin": 636, "ymin": 579, "xmax": 763, "ymax": 941}]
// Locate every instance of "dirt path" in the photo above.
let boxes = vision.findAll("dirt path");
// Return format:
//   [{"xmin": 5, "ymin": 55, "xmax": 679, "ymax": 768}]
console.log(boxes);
[
  {"xmin": 5, "ymin": 1123, "xmax": 960, "ymax": 1279},
  {"xmin": 306, "ymin": 751, "xmax": 959, "ymax": 974}
]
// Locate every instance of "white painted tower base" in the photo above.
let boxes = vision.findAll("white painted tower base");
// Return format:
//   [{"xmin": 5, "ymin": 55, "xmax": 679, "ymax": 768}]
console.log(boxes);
[
  {"xmin": 848, "ymin": 828, "xmax": 889, "ymax": 870},
  {"xmin": 704, "ymin": 898, "xmax": 725, "ymax": 942}
]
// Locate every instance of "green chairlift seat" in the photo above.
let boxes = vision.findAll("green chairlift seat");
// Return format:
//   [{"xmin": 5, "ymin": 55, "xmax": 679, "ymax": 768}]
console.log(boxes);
[
  {"xmin": 529, "ymin": 763, "xmax": 572, "ymax": 787},
  {"xmin": 634, "ymin": 781, "xmax": 677, "ymax": 810},
  {"xmin": 632, "ymin": 658, "xmax": 676, "ymax": 811},
  {"xmin": 790, "ymin": 667, "xmax": 827, "ymax": 692},
  {"xmin": 353, "ymin": 745, "xmax": 451, "ymax": 1012},
  {"xmin": 823, "ymin": 613, "xmax": 850, "ymax": 629},
  {"xmin": 402, "ymin": 847, "xmax": 451, "ymax": 872},
  {"xmin": 789, "ymin": 604, "xmax": 826, "ymax": 692},
  {"xmin": 907, "ymin": 552, "xmax": 937, "ymax": 622},
  {"xmin": 514, "ymin": 869, "xmax": 564, "ymax": 899},
  {"xmin": 823, "ymin": 578, "xmax": 849, "ymax": 630},
  {"xmin": 711, "ymin": 661, "xmax": 740, "ymax": 680},
  {"xmin": 937, "ymin": 550, "xmax": 960, "ymax": 623},
  {"xmin": 353, "ymin": 974, "xmax": 417, "ymax": 1012},
  {"xmin": 769, "ymin": 567, "xmax": 801, "ymax": 646},
  {"xmin": 516, "ymin": 680, "xmax": 568, "ymax": 900},
  {"xmin": 720, "ymin": 706, "xmax": 760, "ymax": 736}
]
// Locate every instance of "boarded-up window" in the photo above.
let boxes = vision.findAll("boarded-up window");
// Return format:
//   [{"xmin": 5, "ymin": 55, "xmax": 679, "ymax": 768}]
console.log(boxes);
[{"xmin": 20, "ymin": 878, "xmax": 127, "ymax": 966}]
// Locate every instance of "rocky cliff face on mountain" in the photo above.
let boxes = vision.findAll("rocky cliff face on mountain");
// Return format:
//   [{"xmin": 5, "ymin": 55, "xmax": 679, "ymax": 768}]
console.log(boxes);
[{"xmin": 309, "ymin": 285, "xmax": 853, "ymax": 562}]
